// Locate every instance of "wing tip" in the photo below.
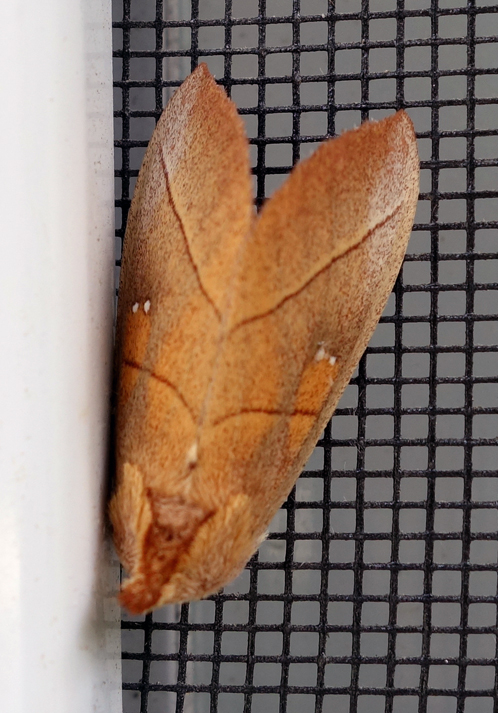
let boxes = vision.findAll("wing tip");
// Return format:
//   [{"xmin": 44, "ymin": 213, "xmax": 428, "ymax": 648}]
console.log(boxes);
[
  {"xmin": 188, "ymin": 61, "xmax": 216, "ymax": 88},
  {"xmin": 349, "ymin": 109, "xmax": 417, "ymax": 161},
  {"xmin": 182, "ymin": 61, "xmax": 230, "ymax": 106}
]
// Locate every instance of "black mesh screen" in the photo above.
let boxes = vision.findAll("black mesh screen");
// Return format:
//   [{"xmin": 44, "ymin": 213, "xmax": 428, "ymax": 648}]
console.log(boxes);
[{"xmin": 113, "ymin": 2, "xmax": 498, "ymax": 712}]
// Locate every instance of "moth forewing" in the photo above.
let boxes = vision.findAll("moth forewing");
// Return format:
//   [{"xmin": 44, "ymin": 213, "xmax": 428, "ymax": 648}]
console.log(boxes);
[{"xmin": 111, "ymin": 64, "xmax": 420, "ymax": 614}]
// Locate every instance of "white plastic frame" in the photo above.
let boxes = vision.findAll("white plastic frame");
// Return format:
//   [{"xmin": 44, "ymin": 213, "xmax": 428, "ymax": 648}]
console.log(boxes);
[{"xmin": 0, "ymin": 1, "xmax": 121, "ymax": 711}]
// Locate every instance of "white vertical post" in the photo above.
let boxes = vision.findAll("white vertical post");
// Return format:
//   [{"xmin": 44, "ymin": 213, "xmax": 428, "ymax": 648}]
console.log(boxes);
[{"xmin": 0, "ymin": 0, "xmax": 121, "ymax": 712}]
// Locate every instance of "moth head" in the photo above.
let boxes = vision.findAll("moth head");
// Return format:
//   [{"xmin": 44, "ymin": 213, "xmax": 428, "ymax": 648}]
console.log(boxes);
[{"xmin": 110, "ymin": 463, "xmax": 261, "ymax": 613}]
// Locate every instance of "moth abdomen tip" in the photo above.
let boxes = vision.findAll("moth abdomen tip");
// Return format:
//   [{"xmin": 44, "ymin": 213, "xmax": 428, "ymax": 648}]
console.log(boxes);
[{"xmin": 119, "ymin": 575, "xmax": 162, "ymax": 615}]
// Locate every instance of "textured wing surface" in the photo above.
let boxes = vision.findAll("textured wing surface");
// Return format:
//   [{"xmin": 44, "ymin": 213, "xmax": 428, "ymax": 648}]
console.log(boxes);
[{"xmin": 112, "ymin": 67, "xmax": 419, "ymax": 612}]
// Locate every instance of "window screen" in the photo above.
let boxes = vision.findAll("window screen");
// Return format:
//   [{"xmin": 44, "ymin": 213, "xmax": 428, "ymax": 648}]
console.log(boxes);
[{"xmin": 113, "ymin": 2, "xmax": 498, "ymax": 712}]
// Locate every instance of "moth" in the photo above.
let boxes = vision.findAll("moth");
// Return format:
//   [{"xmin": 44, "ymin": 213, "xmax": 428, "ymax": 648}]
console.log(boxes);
[{"xmin": 110, "ymin": 64, "xmax": 420, "ymax": 614}]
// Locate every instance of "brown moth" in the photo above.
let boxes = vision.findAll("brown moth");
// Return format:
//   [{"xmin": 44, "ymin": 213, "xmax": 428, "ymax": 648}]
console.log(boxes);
[{"xmin": 110, "ymin": 63, "xmax": 419, "ymax": 614}]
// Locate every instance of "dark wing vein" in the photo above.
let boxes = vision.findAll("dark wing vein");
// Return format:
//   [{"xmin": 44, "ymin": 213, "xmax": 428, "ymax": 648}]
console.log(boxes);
[
  {"xmin": 231, "ymin": 202, "xmax": 404, "ymax": 333},
  {"xmin": 123, "ymin": 358, "xmax": 196, "ymax": 422},
  {"xmin": 211, "ymin": 407, "xmax": 318, "ymax": 427},
  {"xmin": 159, "ymin": 148, "xmax": 221, "ymax": 320}
]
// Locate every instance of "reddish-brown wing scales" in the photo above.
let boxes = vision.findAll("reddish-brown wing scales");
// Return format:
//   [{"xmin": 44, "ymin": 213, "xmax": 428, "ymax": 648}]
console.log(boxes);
[{"xmin": 111, "ymin": 64, "xmax": 420, "ymax": 613}]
